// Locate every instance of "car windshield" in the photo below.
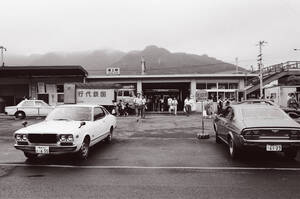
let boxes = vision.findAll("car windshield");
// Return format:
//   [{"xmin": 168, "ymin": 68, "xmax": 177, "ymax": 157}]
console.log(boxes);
[
  {"xmin": 242, "ymin": 107, "xmax": 285, "ymax": 119},
  {"xmin": 46, "ymin": 107, "xmax": 92, "ymax": 121}
]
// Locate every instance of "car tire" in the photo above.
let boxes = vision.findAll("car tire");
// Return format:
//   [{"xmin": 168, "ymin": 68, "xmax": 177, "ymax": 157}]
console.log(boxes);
[
  {"xmin": 104, "ymin": 127, "xmax": 113, "ymax": 144},
  {"xmin": 214, "ymin": 123, "xmax": 222, "ymax": 144},
  {"xmin": 24, "ymin": 152, "xmax": 38, "ymax": 160},
  {"xmin": 15, "ymin": 111, "xmax": 26, "ymax": 119},
  {"xmin": 77, "ymin": 137, "xmax": 90, "ymax": 160},
  {"xmin": 284, "ymin": 149, "xmax": 298, "ymax": 160},
  {"xmin": 228, "ymin": 136, "xmax": 240, "ymax": 159}
]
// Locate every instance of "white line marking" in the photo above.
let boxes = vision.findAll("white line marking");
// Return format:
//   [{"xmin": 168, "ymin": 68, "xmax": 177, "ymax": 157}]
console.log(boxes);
[{"xmin": 0, "ymin": 163, "xmax": 300, "ymax": 171}]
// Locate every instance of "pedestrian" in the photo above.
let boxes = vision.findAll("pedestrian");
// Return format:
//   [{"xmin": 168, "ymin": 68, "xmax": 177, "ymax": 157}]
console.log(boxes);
[
  {"xmin": 184, "ymin": 96, "xmax": 192, "ymax": 116},
  {"xmin": 142, "ymin": 95, "xmax": 147, "ymax": 118},
  {"xmin": 217, "ymin": 98, "xmax": 223, "ymax": 115},
  {"xmin": 170, "ymin": 97, "xmax": 178, "ymax": 115},
  {"xmin": 134, "ymin": 93, "xmax": 143, "ymax": 121},
  {"xmin": 287, "ymin": 94, "xmax": 298, "ymax": 110},
  {"xmin": 168, "ymin": 96, "xmax": 172, "ymax": 113},
  {"xmin": 117, "ymin": 100, "xmax": 125, "ymax": 116},
  {"xmin": 113, "ymin": 100, "xmax": 118, "ymax": 116},
  {"xmin": 124, "ymin": 103, "xmax": 129, "ymax": 116},
  {"xmin": 159, "ymin": 96, "xmax": 164, "ymax": 112}
]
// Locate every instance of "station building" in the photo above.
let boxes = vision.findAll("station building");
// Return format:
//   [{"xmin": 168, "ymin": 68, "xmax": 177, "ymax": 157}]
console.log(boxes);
[{"xmin": 0, "ymin": 64, "xmax": 257, "ymax": 112}]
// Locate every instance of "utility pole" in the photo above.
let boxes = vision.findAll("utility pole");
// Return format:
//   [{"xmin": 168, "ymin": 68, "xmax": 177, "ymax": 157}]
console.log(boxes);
[
  {"xmin": 0, "ymin": 46, "xmax": 7, "ymax": 67},
  {"xmin": 235, "ymin": 57, "xmax": 239, "ymax": 73},
  {"xmin": 257, "ymin": 41, "xmax": 267, "ymax": 99}
]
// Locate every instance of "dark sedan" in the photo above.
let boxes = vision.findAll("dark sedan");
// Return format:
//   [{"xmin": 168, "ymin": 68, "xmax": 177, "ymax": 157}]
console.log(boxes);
[{"xmin": 213, "ymin": 104, "xmax": 300, "ymax": 159}]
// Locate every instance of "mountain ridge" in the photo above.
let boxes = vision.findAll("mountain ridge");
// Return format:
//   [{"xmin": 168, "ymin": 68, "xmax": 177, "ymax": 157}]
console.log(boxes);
[{"xmin": 5, "ymin": 45, "xmax": 247, "ymax": 75}]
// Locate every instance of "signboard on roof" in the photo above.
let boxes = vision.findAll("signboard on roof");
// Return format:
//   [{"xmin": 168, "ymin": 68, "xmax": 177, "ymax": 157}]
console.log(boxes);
[{"xmin": 76, "ymin": 89, "xmax": 115, "ymax": 106}]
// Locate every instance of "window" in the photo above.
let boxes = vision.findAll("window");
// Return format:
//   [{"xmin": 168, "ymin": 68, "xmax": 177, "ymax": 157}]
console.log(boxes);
[
  {"xmin": 207, "ymin": 83, "xmax": 217, "ymax": 89},
  {"xmin": 124, "ymin": 91, "xmax": 130, "ymax": 96},
  {"xmin": 21, "ymin": 101, "xmax": 34, "ymax": 107},
  {"xmin": 57, "ymin": 94, "xmax": 64, "ymax": 103},
  {"xmin": 118, "ymin": 91, "xmax": 123, "ymax": 96},
  {"xmin": 229, "ymin": 83, "xmax": 238, "ymax": 89},
  {"xmin": 57, "ymin": 85, "xmax": 64, "ymax": 93},
  {"xmin": 94, "ymin": 107, "xmax": 105, "ymax": 120},
  {"xmin": 218, "ymin": 83, "xmax": 228, "ymax": 89},
  {"xmin": 196, "ymin": 83, "xmax": 206, "ymax": 89},
  {"xmin": 35, "ymin": 101, "xmax": 48, "ymax": 107}
]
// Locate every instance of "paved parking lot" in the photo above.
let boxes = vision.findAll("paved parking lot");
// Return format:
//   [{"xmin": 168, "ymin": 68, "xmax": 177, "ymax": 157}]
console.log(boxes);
[{"xmin": 1, "ymin": 114, "xmax": 300, "ymax": 198}]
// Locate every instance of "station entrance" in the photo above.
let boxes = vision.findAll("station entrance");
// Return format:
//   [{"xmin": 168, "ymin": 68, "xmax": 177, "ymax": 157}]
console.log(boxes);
[{"xmin": 142, "ymin": 82, "xmax": 190, "ymax": 112}]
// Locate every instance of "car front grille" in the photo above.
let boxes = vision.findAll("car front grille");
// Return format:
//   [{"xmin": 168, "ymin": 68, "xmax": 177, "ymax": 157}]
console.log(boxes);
[{"xmin": 28, "ymin": 134, "xmax": 58, "ymax": 143}]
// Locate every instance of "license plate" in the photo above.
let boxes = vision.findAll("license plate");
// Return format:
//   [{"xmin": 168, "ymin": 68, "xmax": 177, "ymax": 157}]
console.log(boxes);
[
  {"xmin": 35, "ymin": 146, "xmax": 49, "ymax": 154},
  {"xmin": 266, "ymin": 144, "xmax": 282, "ymax": 152}
]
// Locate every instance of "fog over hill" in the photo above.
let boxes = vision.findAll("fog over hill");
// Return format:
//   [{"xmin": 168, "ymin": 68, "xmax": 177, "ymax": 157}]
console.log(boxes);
[{"xmin": 5, "ymin": 45, "xmax": 247, "ymax": 75}]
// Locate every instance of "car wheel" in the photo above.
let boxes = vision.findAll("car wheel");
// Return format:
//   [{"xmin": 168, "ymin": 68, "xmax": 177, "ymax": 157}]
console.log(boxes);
[
  {"xmin": 228, "ymin": 136, "xmax": 240, "ymax": 159},
  {"xmin": 15, "ymin": 111, "xmax": 26, "ymax": 119},
  {"xmin": 214, "ymin": 123, "xmax": 222, "ymax": 144},
  {"xmin": 284, "ymin": 149, "xmax": 298, "ymax": 160},
  {"xmin": 105, "ymin": 127, "xmax": 113, "ymax": 144},
  {"xmin": 77, "ymin": 138, "xmax": 90, "ymax": 160},
  {"xmin": 24, "ymin": 152, "xmax": 38, "ymax": 160}
]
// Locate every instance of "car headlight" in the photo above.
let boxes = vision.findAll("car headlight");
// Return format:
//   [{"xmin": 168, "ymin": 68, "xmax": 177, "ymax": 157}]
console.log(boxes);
[
  {"xmin": 59, "ymin": 134, "xmax": 74, "ymax": 143},
  {"xmin": 15, "ymin": 134, "xmax": 28, "ymax": 142}
]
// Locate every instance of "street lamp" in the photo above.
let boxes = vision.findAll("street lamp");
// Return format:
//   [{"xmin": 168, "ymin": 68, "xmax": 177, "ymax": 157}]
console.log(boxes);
[{"xmin": 0, "ymin": 46, "xmax": 7, "ymax": 67}]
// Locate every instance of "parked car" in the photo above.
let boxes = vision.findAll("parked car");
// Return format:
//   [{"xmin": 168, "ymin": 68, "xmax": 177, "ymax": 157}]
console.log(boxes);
[
  {"xmin": 14, "ymin": 104, "xmax": 117, "ymax": 160},
  {"xmin": 239, "ymin": 99, "xmax": 279, "ymax": 107},
  {"xmin": 5, "ymin": 99, "xmax": 54, "ymax": 119},
  {"xmin": 213, "ymin": 104, "xmax": 300, "ymax": 159},
  {"xmin": 240, "ymin": 99, "xmax": 300, "ymax": 119}
]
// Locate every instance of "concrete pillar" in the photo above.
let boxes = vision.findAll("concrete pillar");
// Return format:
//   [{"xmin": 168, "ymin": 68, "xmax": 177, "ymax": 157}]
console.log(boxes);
[
  {"xmin": 137, "ymin": 80, "xmax": 142, "ymax": 94},
  {"xmin": 190, "ymin": 79, "xmax": 197, "ymax": 97}
]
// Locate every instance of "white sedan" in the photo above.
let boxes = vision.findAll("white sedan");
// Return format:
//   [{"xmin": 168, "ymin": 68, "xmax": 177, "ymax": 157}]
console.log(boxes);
[
  {"xmin": 5, "ymin": 99, "xmax": 54, "ymax": 119},
  {"xmin": 14, "ymin": 104, "xmax": 117, "ymax": 160}
]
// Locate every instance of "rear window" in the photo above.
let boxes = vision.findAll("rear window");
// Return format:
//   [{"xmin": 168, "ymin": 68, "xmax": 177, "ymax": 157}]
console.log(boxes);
[{"xmin": 242, "ymin": 108, "xmax": 285, "ymax": 119}]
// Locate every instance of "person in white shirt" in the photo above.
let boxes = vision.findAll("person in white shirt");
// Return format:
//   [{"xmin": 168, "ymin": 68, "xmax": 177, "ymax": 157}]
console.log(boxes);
[
  {"xmin": 134, "ymin": 93, "xmax": 143, "ymax": 121},
  {"xmin": 170, "ymin": 97, "xmax": 178, "ymax": 115},
  {"xmin": 167, "ymin": 97, "xmax": 172, "ymax": 113},
  {"xmin": 141, "ymin": 95, "xmax": 147, "ymax": 118},
  {"xmin": 184, "ymin": 96, "xmax": 192, "ymax": 116}
]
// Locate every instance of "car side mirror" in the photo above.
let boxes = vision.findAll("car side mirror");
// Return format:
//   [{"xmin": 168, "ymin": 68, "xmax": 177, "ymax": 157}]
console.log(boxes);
[
  {"xmin": 22, "ymin": 121, "xmax": 28, "ymax": 127},
  {"xmin": 79, "ymin": 121, "xmax": 86, "ymax": 128}
]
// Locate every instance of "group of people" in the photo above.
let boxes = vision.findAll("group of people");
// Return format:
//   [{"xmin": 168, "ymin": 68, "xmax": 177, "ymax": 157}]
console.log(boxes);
[{"xmin": 114, "ymin": 100, "xmax": 130, "ymax": 117}]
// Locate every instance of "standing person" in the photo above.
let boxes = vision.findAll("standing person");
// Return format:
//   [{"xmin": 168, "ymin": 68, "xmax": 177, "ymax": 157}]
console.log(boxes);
[
  {"xmin": 141, "ymin": 95, "xmax": 147, "ymax": 118},
  {"xmin": 217, "ymin": 98, "xmax": 223, "ymax": 115},
  {"xmin": 124, "ymin": 103, "xmax": 129, "ymax": 116},
  {"xmin": 160, "ymin": 96, "xmax": 164, "ymax": 112},
  {"xmin": 134, "ymin": 93, "xmax": 143, "ymax": 122},
  {"xmin": 171, "ymin": 97, "xmax": 178, "ymax": 115},
  {"xmin": 184, "ymin": 96, "xmax": 192, "ymax": 116},
  {"xmin": 168, "ymin": 96, "xmax": 172, "ymax": 114},
  {"xmin": 287, "ymin": 94, "xmax": 298, "ymax": 110}
]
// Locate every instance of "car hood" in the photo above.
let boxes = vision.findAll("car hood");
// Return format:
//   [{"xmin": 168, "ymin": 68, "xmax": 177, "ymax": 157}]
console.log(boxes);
[
  {"xmin": 15, "ymin": 120, "xmax": 85, "ymax": 134},
  {"xmin": 242, "ymin": 118, "xmax": 300, "ymax": 129},
  {"xmin": 5, "ymin": 106, "xmax": 17, "ymax": 109}
]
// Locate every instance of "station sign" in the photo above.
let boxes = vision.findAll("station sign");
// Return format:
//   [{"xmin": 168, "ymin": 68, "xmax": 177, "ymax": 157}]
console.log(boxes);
[{"xmin": 196, "ymin": 90, "xmax": 208, "ymax": 102}]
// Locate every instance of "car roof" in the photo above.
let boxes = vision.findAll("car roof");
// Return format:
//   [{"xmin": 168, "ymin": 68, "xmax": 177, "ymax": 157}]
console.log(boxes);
[
  {"xmin": 56, "ymin": 104, "xmax": 103, "ymax": 108},
  {"xmin": 231, "ymin": 103, "xmax": 279, "ymax": 109}
]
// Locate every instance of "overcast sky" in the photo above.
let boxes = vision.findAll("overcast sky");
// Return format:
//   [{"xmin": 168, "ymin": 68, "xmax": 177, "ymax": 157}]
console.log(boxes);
[{"xmin": 1, "ymin": 0, "xmax": 300, "ymax": 69}]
